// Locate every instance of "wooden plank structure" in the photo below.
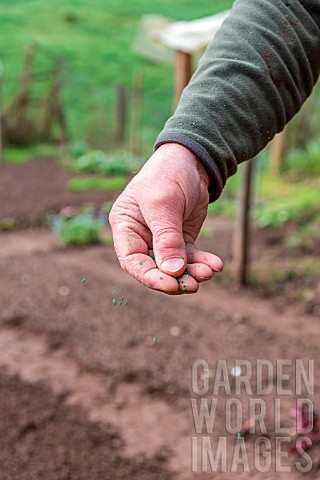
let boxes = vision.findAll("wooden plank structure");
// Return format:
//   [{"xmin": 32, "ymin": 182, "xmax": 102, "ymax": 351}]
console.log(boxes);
[{"xmin": 157, "ymin": 11, "xmax": 230, "ymax": 106}]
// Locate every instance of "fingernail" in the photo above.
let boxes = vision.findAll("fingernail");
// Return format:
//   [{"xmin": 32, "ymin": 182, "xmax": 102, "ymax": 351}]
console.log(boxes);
[
  {"xmin": 161, "ymin": 257, "xmax": 184, "ymax": 273},
  {"xmin": 212, "ymin": 266, "xmax": 222, "ymax": 273}
]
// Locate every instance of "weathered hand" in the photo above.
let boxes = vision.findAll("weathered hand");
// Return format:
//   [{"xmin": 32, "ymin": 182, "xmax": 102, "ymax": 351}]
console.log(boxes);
[{"xmin": 109, "ymin": 143, "xmax": 223, "ymax": 294}]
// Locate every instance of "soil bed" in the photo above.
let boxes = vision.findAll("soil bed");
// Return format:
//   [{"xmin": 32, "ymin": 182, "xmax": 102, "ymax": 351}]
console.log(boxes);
[{"xmin": 0, "ymin": 157, "xmax": 319, "ymax": 478}]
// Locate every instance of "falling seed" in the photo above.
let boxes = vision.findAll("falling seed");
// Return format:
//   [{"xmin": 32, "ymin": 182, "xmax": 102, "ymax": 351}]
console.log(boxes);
[
  {"xmin": 112, "ymin": 290, "xmax": 115, "ymax": 294},
  {"xmin": 81, "ymin": 278, "xmax": 86, "ymax": 283},
  {"xmin": 168, "ymin": 385, "xmax": 171, "ymax": 391},
  {"xmin": 153, "ymin": 337, "xmax": 157, "ymax": 343},
  {"xmin": 120, "ymin": 296, "xmax": 124, "ymax": 301},
  {"xmin": 112, "ymin": 298, "xmax": 117, "ymax": 306},
  {"xmin": 182, "ymin": 285, "xmax": 186, "ymax": 291},
  {"xmin": 237, "ymin": 433, "xmax": 241, "ymax": 438},
  {"xmin": 159, "ymin": 276, "xmax": 163, "ymax": 280},
  {"xmin": 186, "ymin": 410, "xmax": 189, "ymax": 417},
  {"xmin": 124, "ymin": 300, "xmax": 128, "ymax": 305},
  {"xmin": 139, "ymin": 262, "xmax": 142, "ymax": 265}
]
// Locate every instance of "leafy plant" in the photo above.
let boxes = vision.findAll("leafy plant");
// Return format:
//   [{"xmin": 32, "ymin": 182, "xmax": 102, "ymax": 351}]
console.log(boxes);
[
  {"xmin": 49, "ymin": 209, "xmax": 104, "ymax": 245},
  {"xmin": 68, "ymin": 150, "xmax": 144, "ymax": 176},
  {"xmin": 284, "ymin": 139, "xmax": 320, "ymax": 176},
  {"xmin": 69, "ymin": 140, "xmax": 89, "ymax": 159}
]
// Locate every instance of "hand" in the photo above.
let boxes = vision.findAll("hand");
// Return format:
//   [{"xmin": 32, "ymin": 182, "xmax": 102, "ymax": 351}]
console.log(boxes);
[{"xmin": 109, "ymin": 143, "xmax": 223, "ymax": 294}]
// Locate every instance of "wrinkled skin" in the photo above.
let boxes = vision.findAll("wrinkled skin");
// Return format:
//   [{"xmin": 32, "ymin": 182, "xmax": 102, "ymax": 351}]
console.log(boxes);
[{"xmin": 109, "ymin": 143, "xmax": 223, "ymax": 295}]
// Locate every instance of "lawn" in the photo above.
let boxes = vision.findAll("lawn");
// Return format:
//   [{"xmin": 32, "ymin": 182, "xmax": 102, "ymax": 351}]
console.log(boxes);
[{"xmin": 0, "ymin": 0, "xmax": 233, "ymax": 153}]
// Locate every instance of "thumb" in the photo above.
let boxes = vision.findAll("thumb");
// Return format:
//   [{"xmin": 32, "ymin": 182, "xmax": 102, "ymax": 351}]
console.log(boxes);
[
  {"xmin": 153, "ymin": 226, "xmax": 187, "ymax": 277},
  {"xmin": 142, "ymin": 190, "xmax": 187, "ymax": 277}
]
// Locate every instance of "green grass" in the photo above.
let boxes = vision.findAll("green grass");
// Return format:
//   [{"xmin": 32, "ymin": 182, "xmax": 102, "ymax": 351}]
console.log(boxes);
[
  {"xmin": 283, "ymin": 139, "xmax": 320, "ymax": 176},
  {"xmin": 0, "ymin": 0, "xmax": 233, "ymax": 155},
  {"xmin": 255, "ymin": 174, "xmax": 320, "ymax": 227},
  {"xmin": 67, "ymin": 175, "xmax": 127, "ymax": 192},
  {"xmin": 4, "ymin": 144, "xmax": 59, "ymax": 164}
]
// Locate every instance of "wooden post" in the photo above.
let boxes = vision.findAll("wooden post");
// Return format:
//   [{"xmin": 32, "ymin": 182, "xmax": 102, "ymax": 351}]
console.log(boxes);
[
  {"xmin": 233, "ymin": 159, "xmax": 255, "ymax": 286},
  {"xmin": 0, "ymin": 63, "xmax": 4, "ymax": 166},
  {"xmin": 16, "ymin": 44, "xmax": 35, "ymax": 126},
  {"xmin": 114, "ymin": 84, "xmax": 129, "ymax": 147},
  {"xmin": 269, "ymin": 128, "xmax": 287, "ymax": 175},
  {"xmin": 174, "ymin": 51, "xmax": 192, "ymax": 108},
  {"xmin": 42, "ymin": 57, "xmax": 68, "ymax": 144},
  {"xmin": 131, "ymin": 68, "xmax": 143, "ymax": 156}
]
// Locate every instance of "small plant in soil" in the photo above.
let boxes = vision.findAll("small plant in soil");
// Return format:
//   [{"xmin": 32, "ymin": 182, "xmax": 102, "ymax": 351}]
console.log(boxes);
[
  {"xmin": 67, "ymin": 150, "xmax": 144, "ymax": 176},
  {"xmin": 49, "ymin": 208, "xmax": 104, "ymax": 246},
  {"xmin": 0, "ymin": 217, "xmax": 18, "ymax": 231}
]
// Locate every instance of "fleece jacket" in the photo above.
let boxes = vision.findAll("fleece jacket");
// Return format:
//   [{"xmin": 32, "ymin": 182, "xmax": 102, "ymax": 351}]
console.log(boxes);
[{"xmin": 154, "ymin": 0, "xmax": 320, "ymax": 202}]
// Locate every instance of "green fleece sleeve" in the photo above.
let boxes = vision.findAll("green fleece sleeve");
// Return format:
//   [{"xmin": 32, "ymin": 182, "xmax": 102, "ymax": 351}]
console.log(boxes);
[{"xmin": 154, "ymin": 0, "xmax": 320, "ymax": 202}]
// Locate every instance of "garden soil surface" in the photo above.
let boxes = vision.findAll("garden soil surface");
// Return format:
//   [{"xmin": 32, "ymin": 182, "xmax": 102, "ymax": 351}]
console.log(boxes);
[
  {"xmin": 0, "ymin": 158, "xmax": 116, "ymax": 224},
  {"xmin": 0, "ymin": 158, "xmax": 319, "ymax": 479}
]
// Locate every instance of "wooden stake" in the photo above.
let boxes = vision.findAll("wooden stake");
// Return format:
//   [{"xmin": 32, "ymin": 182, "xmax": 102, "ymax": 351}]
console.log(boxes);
[
  {"xmin": 42, "ymin": 57, "xmax": 68, "ymax": 144},
  {"xmin": 16, "ymin": 44, "xmax": 35, "ymax": 126},
  {"xmin": 131, "ymin": 68, "xmax": 143, "ymax": 156},
  {"xmin": 174, "ymin": 51, "xmax": 192, "ymax": 108},
  {"xmin": 114, "ymin": 84, "xmax": 129, "ymax": 147},
  {"xmin": 0, "ymin": 70, "xmax": 4, "ymax": 166},
  {"xmin": 233, "ymin": 159, "xmax": 255, "ymax": 286},
  {"xmin": 269, "ymin": 128, "xmax": 287, "ymax": 175}
]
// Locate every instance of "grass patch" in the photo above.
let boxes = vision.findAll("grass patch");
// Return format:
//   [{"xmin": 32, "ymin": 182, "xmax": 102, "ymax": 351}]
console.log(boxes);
[
  {"xmin": 4, "ymin": 144, "xmax": 59, "ymax": 164},
  {"xmin": 0, "ymin": 0, "xmax": 233, "ymax": 152},
  {"xmin": 283, "ymin": 139, "xmax": 320, "ymax": 177},
  {"xmin": 255, "ymin": 175, "xmax": 320, "ymax": 227},
  {"xmin": 67, "ymin": 175, "xmax": 127, "ymax": 192}
]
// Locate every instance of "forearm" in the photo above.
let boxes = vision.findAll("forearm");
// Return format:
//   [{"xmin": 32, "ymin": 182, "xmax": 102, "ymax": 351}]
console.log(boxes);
[{"xmin": 155, "ymin": 0, "xmax": 320, "ymax": 201}]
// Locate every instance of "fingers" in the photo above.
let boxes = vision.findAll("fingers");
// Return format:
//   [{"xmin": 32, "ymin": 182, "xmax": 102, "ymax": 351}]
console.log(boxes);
[
  {"xmin": 109, "ymin": 211, "xmax": 179, "ymax": 293},
  {"xmin": 109, "ymin": 160, "xmax": 223, "ymax": 295},
  {"xmin": 186, "ymin": 243, "xmax": 224, "ymax": 273},
  {"xmin": 147, "ymin": 250, "xmax": 199, "ymax": 294},
  {"xmin": 186, "ymin": 263, "xmax": 214, "ymax": 282}
]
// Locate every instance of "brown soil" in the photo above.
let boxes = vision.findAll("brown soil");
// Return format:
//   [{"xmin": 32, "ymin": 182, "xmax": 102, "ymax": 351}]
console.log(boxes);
[
  {"xmin": 0, "ymin": 158, "xmax": 319, "ymax": 478},
  {"xmin": 0, "ymin": 158, "xmax": 117, "ymax": 224}
]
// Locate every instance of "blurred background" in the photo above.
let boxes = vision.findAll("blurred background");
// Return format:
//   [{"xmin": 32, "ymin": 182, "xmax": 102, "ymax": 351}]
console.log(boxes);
[{"xmin": 0, "ymin": 1, "xmax": 319, "ymax": 478}]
